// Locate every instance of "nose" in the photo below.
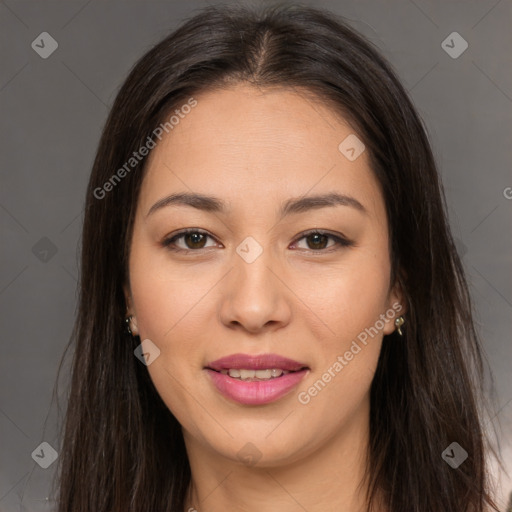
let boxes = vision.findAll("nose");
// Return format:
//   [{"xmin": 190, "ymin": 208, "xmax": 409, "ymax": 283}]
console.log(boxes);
[{"xmin": 218, "ymin": 248, "xmax": 292, "ymax": 334}]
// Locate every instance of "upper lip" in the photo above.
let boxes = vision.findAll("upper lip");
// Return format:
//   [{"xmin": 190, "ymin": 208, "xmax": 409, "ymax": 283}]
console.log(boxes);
[{"xmin": 206, "ymin": 353, "xmax": 309, "ymax": 372}]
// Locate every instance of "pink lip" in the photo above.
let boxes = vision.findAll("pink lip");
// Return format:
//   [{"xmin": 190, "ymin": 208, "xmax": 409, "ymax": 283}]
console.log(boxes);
[
  {"xmin": 207, "ymin": 353, "xmax": 308, "ymax": 372},
  {"xmin": 205, "ymin": 353, "xmax": 309, "ymax": 405}
]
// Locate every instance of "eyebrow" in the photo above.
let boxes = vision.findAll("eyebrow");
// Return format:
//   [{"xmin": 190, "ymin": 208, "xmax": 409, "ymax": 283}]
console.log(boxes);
[{"xmin": 146, "ymin": 191, "xmax": 367, "ymax": 218}]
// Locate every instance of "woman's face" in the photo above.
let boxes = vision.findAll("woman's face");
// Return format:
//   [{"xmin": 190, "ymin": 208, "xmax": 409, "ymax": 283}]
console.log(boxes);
[{"xmin": 126, "ymin": 84, "xmax": 402, "ymax": 467}]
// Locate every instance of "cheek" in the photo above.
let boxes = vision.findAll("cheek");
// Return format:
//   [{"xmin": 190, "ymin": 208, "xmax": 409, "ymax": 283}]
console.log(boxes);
[
  {"xmin": 128, "ymin": 237, "xmax": 219, "ymax": 342},
  {"xmin": 290, "ymin": 249, "xmax": 390, "ymax": 411},
  {"xmin": 128, "ymin": 262, "xmax": 207, "ymax": 428},
  {"xmin": 293, "ymin": 264, "xmax": 388, "ymax": 436},
  {"xmin": 129, "ymin": 268, "xmax": 213, "ymax": 400},
  {"xmin": 290, "ymin": 249, "xmax": 391, "ymax": 347},
  {"xmin": 127, "ymin": 238, "xmax": 223, "ymax": 420}
]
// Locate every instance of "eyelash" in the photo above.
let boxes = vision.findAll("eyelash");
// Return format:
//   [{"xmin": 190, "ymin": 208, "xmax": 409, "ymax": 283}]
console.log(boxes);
[{"xmin": 161, "ymin": 228, "xmax": 354, "ymax": 254}]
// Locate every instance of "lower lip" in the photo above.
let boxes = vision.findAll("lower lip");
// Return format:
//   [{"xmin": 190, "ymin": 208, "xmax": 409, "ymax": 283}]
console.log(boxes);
[{"xmin": 205, "ymin": 369, "xmax": 309, "ymax": 405}]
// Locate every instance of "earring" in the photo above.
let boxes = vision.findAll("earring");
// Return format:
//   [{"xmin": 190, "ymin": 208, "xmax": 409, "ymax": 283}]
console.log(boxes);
[
  {"xmin": 125, "ymin": 315, "xmax": 134, "ymax": 335},
  {"xmin": 394, "ymin": 315, "xmax": 405, "ymax": 336}
]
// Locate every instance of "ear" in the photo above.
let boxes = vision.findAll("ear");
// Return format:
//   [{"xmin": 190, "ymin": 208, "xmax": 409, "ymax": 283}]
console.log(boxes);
[
  {"xmin": 382, "ymin": 269, "xmax": 407, "ymax": 336},
  {"xmin": 123, "ymin": 283, "xmax": 139, "ymax": 336},
  {"xmin": 123, "ymin": 283, "xmax": 133, "ymax": 314}
]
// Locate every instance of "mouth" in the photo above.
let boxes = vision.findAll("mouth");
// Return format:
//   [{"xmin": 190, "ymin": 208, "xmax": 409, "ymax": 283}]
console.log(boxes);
[{"xmin": 204, "ymin": 353, "xmax": 310, "ymax": 405}]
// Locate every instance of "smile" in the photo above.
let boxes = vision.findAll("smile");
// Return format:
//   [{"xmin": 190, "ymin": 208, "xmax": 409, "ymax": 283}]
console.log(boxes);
[{"xmin": 205, "ymin": 353, "xmax": 310, "ymax": 405}]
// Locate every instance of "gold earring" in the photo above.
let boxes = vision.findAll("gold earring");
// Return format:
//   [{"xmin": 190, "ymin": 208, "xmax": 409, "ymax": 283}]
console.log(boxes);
[{"xmin": 394, "ymin": 316, "xmax": 405, "ymax": 336}]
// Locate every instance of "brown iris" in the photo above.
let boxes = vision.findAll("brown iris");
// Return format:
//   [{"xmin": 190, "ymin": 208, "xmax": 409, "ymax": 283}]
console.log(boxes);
[
  {"xmin": 305, "ymin": 233, "xmax": 329, "ymax": 250},
  {"xmin": 184, "ymin": 232, "xmax": 207, "ymax": 249}
]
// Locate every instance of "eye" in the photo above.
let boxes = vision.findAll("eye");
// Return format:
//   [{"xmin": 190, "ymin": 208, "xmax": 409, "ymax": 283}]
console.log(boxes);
[
  {"xmin": 162, "ymin": 228, "xmax": 354, "ymax": 253},
  {"xmin": 291, "ymin": 230, "xmax": 354, "ymax": 252},
  {"xmin": 162, "ymin": 229, "xmax": 219, "ymax": 252}
]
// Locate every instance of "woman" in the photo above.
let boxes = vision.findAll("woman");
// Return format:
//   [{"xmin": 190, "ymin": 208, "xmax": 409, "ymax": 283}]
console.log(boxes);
[{"xmin": 55, "ymin": 4, "xmax": 500, "ymax": 511}]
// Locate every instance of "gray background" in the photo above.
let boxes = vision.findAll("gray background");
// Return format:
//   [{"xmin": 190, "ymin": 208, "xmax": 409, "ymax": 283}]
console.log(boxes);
[{"xmin": 1, "ymin": 0, "xmax": 511, "ymax": 510}]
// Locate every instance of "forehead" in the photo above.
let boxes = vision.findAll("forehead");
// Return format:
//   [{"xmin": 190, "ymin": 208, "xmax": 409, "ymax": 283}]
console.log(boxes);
[{"xmin": 139, "ymin": 84, "xmax": 383, "ymax": 218}]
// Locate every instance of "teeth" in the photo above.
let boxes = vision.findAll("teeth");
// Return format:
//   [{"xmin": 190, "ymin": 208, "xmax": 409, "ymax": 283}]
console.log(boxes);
[
  {"xmin": 239, "ymin": 369, "xmax": 256, "ymax": 380},
  {"xmin": 219, "ymin": 368, "xmax": 289, "ymax": 380},
  {"xmin": 255, "ymin": 369, "xmax": 272, "ymax": 379}
]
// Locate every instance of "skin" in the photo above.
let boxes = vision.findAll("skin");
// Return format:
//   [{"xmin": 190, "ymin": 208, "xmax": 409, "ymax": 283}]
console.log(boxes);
[{"xmin": 125, "ymin": 84, "xmax": 404, "ymax": 512}]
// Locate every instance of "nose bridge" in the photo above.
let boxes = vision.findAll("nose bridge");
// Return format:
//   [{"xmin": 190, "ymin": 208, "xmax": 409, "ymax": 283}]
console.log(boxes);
[
  {"xmin": 219, "ymin": 237, "xmax": 291, "ymax": 332},
  {"xmin": 236, "ymin": 243, "xmax": 275, "ymax": 295}
]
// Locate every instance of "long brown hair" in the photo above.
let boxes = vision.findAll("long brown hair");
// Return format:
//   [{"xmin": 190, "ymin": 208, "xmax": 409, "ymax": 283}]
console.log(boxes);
[{"xmin": 53, "ymin": 4, "xmax": 500, "ymax": 511}]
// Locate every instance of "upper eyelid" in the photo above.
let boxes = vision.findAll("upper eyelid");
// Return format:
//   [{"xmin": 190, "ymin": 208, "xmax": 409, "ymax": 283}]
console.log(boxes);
[{"xmin": 165, "ymin": 229, "xmax": 218, "ymax": 247}]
